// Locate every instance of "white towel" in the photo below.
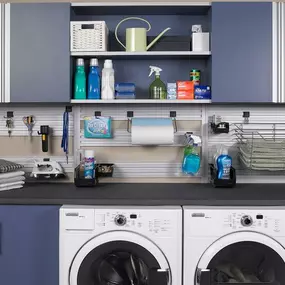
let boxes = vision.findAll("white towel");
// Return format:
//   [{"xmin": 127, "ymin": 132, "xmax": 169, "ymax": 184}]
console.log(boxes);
[
  {"xmin": 0, "ymin": 176, "xmax": 25, "ymax": 184},
  {"xmin": 0, "ymin": 181, "xmax": 25, "ymax": 189},
  {"xmin": 0, "ymin": 184, "xmax": 23, "ymax": 192},
  {"xmin": 0, "ymin": 171, "xmax": 25, "ymax": 180}
]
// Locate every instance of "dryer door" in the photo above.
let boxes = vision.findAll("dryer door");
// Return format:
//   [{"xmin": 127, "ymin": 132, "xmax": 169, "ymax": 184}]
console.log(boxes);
[
  {"xmin": 196, "ymin": 231, "xmax": 285, "ymax": 285},
  {"xmin": 69, "ymin": 231, "xmax": 170, "ymax": 285}
]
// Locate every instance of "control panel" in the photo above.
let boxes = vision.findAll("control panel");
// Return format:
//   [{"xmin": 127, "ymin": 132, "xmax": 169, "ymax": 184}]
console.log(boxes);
[
  {"xmin": 94, "ymin": 209, "xmax": 178, "ymax": 237},
  {"xmin": 187, "ymin": 209, "xmax": 285, "ymax": 237}
]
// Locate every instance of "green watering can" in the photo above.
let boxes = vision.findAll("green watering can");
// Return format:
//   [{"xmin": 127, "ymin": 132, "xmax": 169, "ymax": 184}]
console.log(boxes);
[{"xmin": 115, "ymin": 17, "xmax": 171, "ymax": 52}]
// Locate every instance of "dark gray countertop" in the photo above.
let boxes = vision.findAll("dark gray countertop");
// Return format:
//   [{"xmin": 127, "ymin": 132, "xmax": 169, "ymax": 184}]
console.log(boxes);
[{"xmin": 0, "ymin": 183, "xmax": 283, "ymax": 206}]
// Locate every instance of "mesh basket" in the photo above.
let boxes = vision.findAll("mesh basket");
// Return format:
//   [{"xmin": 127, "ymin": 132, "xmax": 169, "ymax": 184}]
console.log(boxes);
[{"xmin": 70, "ymin": 21, "xmax": 109, "ymax": 52}]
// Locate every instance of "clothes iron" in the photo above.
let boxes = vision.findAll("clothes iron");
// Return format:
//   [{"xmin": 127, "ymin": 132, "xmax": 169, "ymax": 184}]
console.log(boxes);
[{"xmin": 31, "ymin": 158, "xmax": 65, "ymax": 179}]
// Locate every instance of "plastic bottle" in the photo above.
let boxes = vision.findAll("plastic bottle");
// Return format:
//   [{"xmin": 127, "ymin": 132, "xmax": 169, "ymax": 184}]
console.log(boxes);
[
  {"xmin": 215, "ymin": 146, "xmax": 232, "ymax": 180},
  {"xmin": 101, "ymin": 59, "xmax": 115, "ymax": 100},
  {"xmin": 182, "ymin": 134, "xmax": 201, "ymax": 175},
  {"xmin": 74, "ymin": 58, "xmax": 86, "ymax": 100},
  {"xmin": 84, "ymin": 150, "xmax": 95, "ymax": 179},
  {"xmin": 88, "ymin": 58, "xmax": 101, "ymax": 100},
  {"xmin": 149, "ymin": 66, "xmax": 167, "ymax": 99}
]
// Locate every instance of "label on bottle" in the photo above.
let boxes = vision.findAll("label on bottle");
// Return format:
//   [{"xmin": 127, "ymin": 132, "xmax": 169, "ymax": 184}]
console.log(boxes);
[{"xmin": 84, "ymin": 157, "xmax": 95, "ymax": 179}]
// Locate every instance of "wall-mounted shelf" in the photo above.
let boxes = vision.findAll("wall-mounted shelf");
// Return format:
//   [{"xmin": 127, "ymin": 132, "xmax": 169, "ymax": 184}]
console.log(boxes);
[
  {"xmin": 71, "ymin": 99, "xmax": 211, "ymax": 104},
  {"xmin": 71, "ymin": 51, "xmax": 211, "ymax": 58}
]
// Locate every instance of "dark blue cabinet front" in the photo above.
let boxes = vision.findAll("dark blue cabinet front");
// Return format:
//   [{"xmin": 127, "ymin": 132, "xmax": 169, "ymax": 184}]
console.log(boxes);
[
  {"xmin": 0, "ymin": 205, "xmax": 59, "ymax": 285},
  {"xmin": 9, "ymin": 3, "xmax": 70, "ymax": 103},
  {"xmin": 211, "ymin": 2, "xmax": 273, "ymax": 103}
]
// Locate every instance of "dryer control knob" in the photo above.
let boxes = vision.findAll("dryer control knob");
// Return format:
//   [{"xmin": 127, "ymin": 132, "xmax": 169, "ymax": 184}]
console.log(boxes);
[
  {"xmin": 241, "ymin": 215, "xmax": 253, "ymax": 227},
  {"xmin": 115, "ymin": 215, "xmax": 127, "ymax": 226}
]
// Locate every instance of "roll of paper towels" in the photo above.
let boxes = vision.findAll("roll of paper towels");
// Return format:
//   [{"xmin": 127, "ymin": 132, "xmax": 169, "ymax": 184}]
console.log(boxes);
[{"xmin": 131, "ymin": 118, "xmax": 174, "ymax": 145}]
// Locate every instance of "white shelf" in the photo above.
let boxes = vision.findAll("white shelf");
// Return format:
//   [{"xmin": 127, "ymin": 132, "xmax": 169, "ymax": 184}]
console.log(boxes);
[
  {"xmin": 71, "ymin": 99, "xmax": 211, "ymax": 104},
  {"xmin": 71, "ymin": 51, "xmax": 211, "ymax": 57}
]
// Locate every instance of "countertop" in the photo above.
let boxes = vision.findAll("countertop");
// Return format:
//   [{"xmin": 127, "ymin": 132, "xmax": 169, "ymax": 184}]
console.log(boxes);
[{"xmin": 0, "ymin": 183, "xmax": 284, "ymax": 206}]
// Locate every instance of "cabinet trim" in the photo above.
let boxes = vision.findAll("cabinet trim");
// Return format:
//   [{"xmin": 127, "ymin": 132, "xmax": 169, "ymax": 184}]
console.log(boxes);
[
  {"xmin": 71, "ymin": 2, "xmax": 211, "ymax": 7},
  {"xmin": 4, "ymin": 3, "xmax": 10, "ymax": 103}
]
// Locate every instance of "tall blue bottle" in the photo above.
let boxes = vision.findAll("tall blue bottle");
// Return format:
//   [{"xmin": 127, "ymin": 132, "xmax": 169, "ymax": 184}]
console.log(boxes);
[{"xmin": 88, "ymin": 58, "xmax": 101, "ymax": 99}]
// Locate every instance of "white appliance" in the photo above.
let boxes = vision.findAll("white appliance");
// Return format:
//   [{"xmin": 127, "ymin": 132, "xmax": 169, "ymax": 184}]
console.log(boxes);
[
  {"xmin": 60, "ymin": 206, "xmax": 182, "ymax": 285},
  {"xmin": 183, "ymin": 206, "xmax": 285, "ymax": 285}
]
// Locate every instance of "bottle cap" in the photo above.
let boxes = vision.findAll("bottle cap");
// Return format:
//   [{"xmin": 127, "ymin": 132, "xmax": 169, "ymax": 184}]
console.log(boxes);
[
  {"xmin": 76, "ymin": 58, "xmax": 85, "ymax": 66},
  {"xmin": 84, "ymin": 150, "xmax": 94, "ymax": 158},
  {"xmin": 104, "ymin": 59, "xmax": 113, "ymax": 68},
  {"xmin": 90, "ymin": 58, "xmax": 99, "ymax": 66}
]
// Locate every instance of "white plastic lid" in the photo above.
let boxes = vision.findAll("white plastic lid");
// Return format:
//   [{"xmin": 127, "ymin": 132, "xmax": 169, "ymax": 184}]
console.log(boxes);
[
  {"xmin": 221, "ymin": 148, "xmax": 228, "ymax": 155},
  {"xmin": 84, "ymin": 150, "xmax": 94, "ymax": 158},
  {"xmin": 90, "ymin": 58, "xmax": 99, "ymax": 66},
  {"xmin": 104, "ymin": 59, "xmax": 113, "ymax": 68}
]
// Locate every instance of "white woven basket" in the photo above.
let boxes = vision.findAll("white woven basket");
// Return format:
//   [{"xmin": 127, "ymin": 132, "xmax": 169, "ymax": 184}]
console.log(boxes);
[{"xmin": 70, "ymin": 21, "xmax": 109, "ymax": 52}]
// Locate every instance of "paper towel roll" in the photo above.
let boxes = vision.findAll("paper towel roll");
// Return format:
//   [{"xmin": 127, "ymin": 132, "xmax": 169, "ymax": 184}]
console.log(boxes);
[{"xmin": 131, "ymin": 118, "xmax": 174, "ymax": 145}]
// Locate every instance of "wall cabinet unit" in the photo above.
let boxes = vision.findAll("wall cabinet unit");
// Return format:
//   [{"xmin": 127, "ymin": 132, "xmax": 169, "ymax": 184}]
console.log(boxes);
[
  {"xmin": 0, "ymin": 205, "xmax": 60, "ymax": 285},
  {"xmin": 5, "ymin": 3, "xmax": 70, "ymax": 103},
  {"xmin": 211, "ymin": 2, "xmax": 273, "ymax": 103}
]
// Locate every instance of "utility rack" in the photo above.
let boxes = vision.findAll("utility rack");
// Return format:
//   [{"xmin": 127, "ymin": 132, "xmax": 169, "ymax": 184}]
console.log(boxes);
[{"xmin": 233, "ymin": 122, "xmax": 285, "ymax": 171}]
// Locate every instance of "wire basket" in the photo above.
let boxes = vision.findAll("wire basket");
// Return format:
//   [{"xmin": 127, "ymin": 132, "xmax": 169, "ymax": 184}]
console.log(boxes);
[{"xmin": 70, "ymin": 21, "xmax": 109, "ymax": 52}]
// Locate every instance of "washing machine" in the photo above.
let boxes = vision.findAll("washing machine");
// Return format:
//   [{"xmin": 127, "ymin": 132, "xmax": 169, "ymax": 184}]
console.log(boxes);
[
  {"xmin": 183, "ymin": 206, "xmax": 285, "ymax": 285},
  {"xmin": 60, "ymin": 206, "xmax": 182, "ymax": 285}
]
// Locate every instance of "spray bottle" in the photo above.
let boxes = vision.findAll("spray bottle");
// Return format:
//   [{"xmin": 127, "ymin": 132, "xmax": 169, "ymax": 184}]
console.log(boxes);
[
  {"xmin": 149, "ymin": 66, "xmax": 167, "ymax": 99},
  {"xmin": 182, "ymin": 133, "xmax": 201, "ymax": 175}
]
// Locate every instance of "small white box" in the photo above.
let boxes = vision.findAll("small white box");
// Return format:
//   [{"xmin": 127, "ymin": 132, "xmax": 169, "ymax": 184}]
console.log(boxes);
[{"xmin": 192, "ymin": 32, "xmax": 210, "ymax": 52}]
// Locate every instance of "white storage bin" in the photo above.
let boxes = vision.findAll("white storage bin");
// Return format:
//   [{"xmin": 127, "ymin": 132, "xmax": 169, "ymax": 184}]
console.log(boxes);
[
  {"xmin": 70, "ymin": 21, "xmax": 109, "ymax": 52},
  {"xmin": 192, "ymin": 32, "xmax": 210, "ymax": 52}
]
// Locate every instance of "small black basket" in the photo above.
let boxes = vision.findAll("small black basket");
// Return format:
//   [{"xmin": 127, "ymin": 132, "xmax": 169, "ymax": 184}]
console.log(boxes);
[
  {"xmin": 210, "ymin": 164, "xmax": 236, "ymax": 188},
  {"xmin": 97, "ymin": 164, "xmax": 114, "ymax": 177},
  {"xmin": 74, "ymin": 165, "xmax": 99, "ymax": 187}
]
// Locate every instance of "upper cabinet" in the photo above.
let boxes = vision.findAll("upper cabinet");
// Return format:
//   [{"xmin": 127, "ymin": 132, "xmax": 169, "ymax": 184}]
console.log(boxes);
[
  {"xmin": 5, "ymin": 3, "xmax": 70, "ymax": 103},
  {"xmin": 211, "ymin": 2, "xmax": 273, "ymax": 103}
]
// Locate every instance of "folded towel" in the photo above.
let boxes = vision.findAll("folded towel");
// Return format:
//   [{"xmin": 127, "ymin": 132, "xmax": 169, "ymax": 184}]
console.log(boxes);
[
  {"xmin": 0, "ymin": 159, "xmax": 23, "ymax": 173},
  {"xmin": 0, "ymin": 184, "xmax": 23, "ymax": 192},
  {"xmin": 0, "ymin": 176, "xmax": 25, "ymax": 184},
  {"xmin": 0, "ymin": 181, "xmax": 25, "ymax": 189},
  {"xmin": 0, "ymin": 171, "xmax": 25, "ymax": 180}
]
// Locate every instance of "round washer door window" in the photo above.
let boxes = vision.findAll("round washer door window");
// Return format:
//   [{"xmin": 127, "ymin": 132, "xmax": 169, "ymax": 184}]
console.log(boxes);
[
  {"xmin": 69, "ymin": 231, "xmax": 171, "ymax": 285},
  {"xmin": 196, "ymin": 232, "xmax": 285, "ymax": 284}
]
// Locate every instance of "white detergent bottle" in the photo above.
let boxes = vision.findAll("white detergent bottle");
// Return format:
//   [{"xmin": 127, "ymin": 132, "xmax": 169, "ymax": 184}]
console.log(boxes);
[{"xmin": 101, "ymin": 59, "xmax": 115, "ymax": 100}]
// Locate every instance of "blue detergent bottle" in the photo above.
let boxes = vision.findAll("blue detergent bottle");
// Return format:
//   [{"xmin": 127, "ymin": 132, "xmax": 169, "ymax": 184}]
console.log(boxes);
[
  {"xmin": 88, "ymin": 58, "xmax": 101, "ymax": 99},
  {"xmin": 216, "ymin": 147, "xmax": 232, "ymax": 179},
  {"xmin": 182, "ymin": 134, "xmax": 201, "ymax": 175}
]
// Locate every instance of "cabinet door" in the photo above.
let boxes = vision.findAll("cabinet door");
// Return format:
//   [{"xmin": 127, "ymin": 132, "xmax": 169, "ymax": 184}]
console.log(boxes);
[
  {"xmin": 0, "ymin": 205, "xmax": 60, "ymax": 285},
  {"xmin": 211, "ymin": 2, "xmax": 273, "ymax": 102},
  {"xmin": 7, "ymin": 3, "xmax": 70, "ymax": 102}
]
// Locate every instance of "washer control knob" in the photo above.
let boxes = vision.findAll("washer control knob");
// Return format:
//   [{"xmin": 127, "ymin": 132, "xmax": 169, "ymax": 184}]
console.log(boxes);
[
  {"xmin": 115, "ymin": 215, "xmax": 127, "ymax": 226},
  {"xmin": 241, "ymin": 215, "xmax": 253, "ymax": 227}
]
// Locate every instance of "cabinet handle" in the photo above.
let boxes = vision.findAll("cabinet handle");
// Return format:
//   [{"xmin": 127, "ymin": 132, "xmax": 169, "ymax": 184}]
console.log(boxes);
[{"xmin": 0, "ymin": 222, "xmax": 2, "ymax": 255}]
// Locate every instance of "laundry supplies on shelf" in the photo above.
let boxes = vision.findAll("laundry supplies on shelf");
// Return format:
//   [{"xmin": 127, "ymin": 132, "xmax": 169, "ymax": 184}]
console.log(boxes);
[
  {"xmin": 115, "ymin": 83, "xmax": 136, "ymax": 99},
  {"xmin": 214, "ymin": 145, "xmax": 232, "ymax": 180},
  {"xmin": 88, "ymin": 58, "xmax": 101, "ymax": 100},
  {"xmin": 101, "ymin": 59, "xmax": 115, "ymax": 100},
  {"xmin": 74, "ymin": 58, "xmax": 87, "ymax": 100}
]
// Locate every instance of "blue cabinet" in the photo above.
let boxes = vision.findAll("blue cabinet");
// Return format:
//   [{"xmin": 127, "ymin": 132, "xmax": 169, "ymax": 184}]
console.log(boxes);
[
  {"xmin": 8, "ymin": 3, "xmax": 70, "ymax": 102},
  {"xmin": 211, "ymin": 2, "xmax": 273, "ymax": 103},
  {"xmin": 0, "ymin": 205, "xmax": 60, "ymax": 285}
]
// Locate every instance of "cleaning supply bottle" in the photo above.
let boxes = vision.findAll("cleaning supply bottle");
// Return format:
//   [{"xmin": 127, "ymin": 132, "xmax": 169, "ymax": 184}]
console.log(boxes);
[
  {"xmin": 182, "ymin": 133, "xmax": 201, "ymax": 175},
  {"xmin": 74, "ymin": 58, "xmax": 86, "ymax": 99},
  {"xmin": 84, "ymin": 150, "xmax": 95, "ymax": 179},
  {"xmin": 149, "ymin": 66, "xmax": 167, "ymax": 99},
  {"xmin": 215, "ymin": 145, "xmax": 232, "ymax": 179},
  {"xmin": 88, "ymin": 58, "xmax": 101, "ymax": 100},
  {"xmin": 101, "ymin": 59, "xmax": 115, "ymax": 100}
]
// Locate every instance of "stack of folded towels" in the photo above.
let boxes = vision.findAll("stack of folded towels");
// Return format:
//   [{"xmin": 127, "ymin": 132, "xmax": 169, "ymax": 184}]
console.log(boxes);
[{"xmin": 0, "ymin": 159, "xmax": 25, "ymax": 191}]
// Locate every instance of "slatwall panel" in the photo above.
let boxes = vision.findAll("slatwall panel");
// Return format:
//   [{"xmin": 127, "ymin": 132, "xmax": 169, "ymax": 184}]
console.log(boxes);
[
  {"xmin": 0, "ymin": 106, "xmax": 74, "ymax": 136},
  {"xmin": 208, "ymin": 105, "xmax": 285, "ymax": 183},
  {"xmin": 78, "ymin": 104, "xmax": 204, "ymax": 180}
]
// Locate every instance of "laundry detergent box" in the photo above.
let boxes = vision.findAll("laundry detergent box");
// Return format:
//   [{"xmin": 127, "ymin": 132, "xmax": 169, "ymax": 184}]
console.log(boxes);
[
  {"xmin": 84, "ymin": 116, "xmax": 112, "ymax": 138},
  {"xmin": 194, "ymin": 85, "xmax": 211, "ymax": 99}
]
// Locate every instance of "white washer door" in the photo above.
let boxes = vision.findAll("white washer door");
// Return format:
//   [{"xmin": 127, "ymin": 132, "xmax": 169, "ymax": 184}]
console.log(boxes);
[
  {"xmin": 196, "ymin": 231, "xmax": 285, "ymax": 284},
  {"xmin": 69, "ymin": 231, "xmax": 170, "ymax": 285}
]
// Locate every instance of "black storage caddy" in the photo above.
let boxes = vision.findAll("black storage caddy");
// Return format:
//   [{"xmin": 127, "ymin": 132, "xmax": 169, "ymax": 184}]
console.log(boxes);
[
  {"xmin": 74, "ymin": 165, "xmax": 99, "ymax": 187},
  {"xmin": 210, "ymin": 164, "xmax": 236, "ymax": 188}
]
